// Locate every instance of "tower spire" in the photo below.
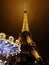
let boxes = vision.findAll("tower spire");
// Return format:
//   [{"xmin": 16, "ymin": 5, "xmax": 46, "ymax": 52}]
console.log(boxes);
[
  {"xmin": 22, "ymin": 0, "xmax": 29, "ymax": 32},
  {"xmin": 22, "ymin": 11, "xmax": 29, "ymax": 32}
]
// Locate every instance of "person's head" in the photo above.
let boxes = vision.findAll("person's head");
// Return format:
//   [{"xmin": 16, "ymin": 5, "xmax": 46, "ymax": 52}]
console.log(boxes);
[
  {"xmin": 0, "ymin": 33, "xmax": 6, "ymax": 39},
  {"xmin": 8, "ymin": 36, "xmax": 14, "ymax": 42}
]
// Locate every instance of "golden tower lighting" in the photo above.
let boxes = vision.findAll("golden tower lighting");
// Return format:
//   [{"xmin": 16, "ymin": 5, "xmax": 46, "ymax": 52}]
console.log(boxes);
[{"xmin": 22, "ymin": 11, "xmax": 29, "ymax": 32}]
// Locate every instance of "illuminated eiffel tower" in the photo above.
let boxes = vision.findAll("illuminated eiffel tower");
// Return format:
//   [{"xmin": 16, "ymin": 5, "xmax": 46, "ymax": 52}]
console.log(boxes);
[
  {"xmin": 17, "ymin": 10, "xmax": 41, "ymax": 65},
  {"xmin": 20, "ymin": 0, "xmax": 41, "ymax": 60}
]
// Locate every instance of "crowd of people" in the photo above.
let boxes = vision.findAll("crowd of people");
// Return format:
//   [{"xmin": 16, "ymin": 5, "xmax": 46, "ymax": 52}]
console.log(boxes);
[
  {"xmin": 0, "ymin": 32, "xmax": 21, "ymax": 65},
  {"xmin": 0, "ymin": 32, "xmax": 49, "ymax": 65}
]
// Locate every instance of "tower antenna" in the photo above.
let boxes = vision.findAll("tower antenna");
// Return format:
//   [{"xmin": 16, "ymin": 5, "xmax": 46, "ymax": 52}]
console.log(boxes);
[{"xmin": 24, "ymin": 0, "xmax": 27, "ymax": 11}]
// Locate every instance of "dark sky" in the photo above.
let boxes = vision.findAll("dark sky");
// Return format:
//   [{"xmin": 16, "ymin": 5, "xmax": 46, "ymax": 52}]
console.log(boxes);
[{"xmin": 0, "ymin": 0, "xmax": 49, "ymax": 57}]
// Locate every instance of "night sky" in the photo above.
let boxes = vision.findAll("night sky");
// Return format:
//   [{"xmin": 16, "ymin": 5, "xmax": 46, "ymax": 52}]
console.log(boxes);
[{"xmin": 0, "ymin": 0, "xmax": 49, "ymax": 58}]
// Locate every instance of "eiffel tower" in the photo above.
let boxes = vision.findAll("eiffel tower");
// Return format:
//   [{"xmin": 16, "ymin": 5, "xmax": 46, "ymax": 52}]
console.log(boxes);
[{"xmin": 16, "ymin": 10, "xmax": 41, "ymax": 65}]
